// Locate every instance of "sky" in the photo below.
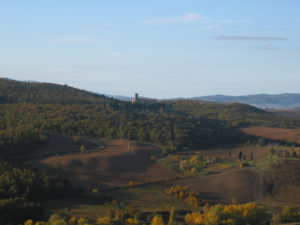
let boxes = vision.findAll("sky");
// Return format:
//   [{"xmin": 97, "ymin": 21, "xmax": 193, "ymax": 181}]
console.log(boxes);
[{"xmin": 0, "ymin": 0, "xmax": 299, "ymax": 98}]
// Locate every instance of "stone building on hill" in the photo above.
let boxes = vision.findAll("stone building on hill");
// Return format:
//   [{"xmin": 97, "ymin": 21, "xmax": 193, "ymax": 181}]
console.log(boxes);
[{"xmin": 132, "ymin": 93, "xmax": 157, "ymax": 104}]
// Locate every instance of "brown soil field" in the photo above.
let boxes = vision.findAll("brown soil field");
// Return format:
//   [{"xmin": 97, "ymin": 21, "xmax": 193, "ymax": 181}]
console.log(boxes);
[
  {"xmin": 268, "ymin": 160, "xmax": 300, "ymax": 203},
  {"xmin": 36, "ymin": 139, "xmax": 177, "ymax": 190},
  {"xmin": 170, "ymin": 168, "xmax": 261, "ymax": 204},
  {"xmin": 10, "ymin": 134, "xmax": 99, "ymax": 161},
  {"xmin": 242, "ymin": 126, "xmax": 300, "ymax": 144}
]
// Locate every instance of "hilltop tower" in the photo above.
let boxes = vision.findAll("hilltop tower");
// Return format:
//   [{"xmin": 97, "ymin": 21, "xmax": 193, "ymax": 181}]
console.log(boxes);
[
  {"xmin": 132, "ymin": 93, "xmax": 139, "ymax": 104},
  {"xmin": 131, "ymin": 93, "xmax": 157, "ymax": 104}
]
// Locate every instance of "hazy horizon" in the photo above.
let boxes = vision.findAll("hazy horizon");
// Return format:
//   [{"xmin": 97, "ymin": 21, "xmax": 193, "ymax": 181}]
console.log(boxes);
[
  {"xmin": 1, "ymin": 1, "xmax": 299, "ymax": 98},
  {"xmin": 4, "ymin": 77, "xmax": 300, "ymax": 100}
]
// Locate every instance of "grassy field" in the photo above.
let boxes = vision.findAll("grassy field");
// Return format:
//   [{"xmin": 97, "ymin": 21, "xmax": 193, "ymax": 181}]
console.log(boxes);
[
  {"xmin": 43, "ymin": 184, "xmax": 190, "ymax": 219},
  {"xmin": 158, "ymin": 145, "xmax": 268, "ymax": 178},
  {"xmin": 105, "ymin": 185, "xmax": 190, "ymax": 212}
]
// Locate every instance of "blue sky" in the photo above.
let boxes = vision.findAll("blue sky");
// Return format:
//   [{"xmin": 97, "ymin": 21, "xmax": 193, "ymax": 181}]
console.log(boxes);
[{"xmin": 0, "ymin": 0, "xmax": 299, "ymax": 98}]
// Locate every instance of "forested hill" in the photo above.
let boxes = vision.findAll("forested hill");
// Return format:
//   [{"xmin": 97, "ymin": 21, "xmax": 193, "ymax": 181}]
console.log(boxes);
[
  {"xmin": 1, "ymin": 78, "xmax": 300, "ymax": 156},
  {"xmin": 164, "ymin": 100, "xmax": 300, "ymax": 128},
  {"xmin": 0, "ymin": 78, "xmax": 115, "ymax": 104}
]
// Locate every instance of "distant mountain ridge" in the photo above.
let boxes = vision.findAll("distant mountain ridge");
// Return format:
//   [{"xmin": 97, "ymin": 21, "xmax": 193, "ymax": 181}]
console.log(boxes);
[
  {"xmin": 192, "ymin": 94, "xmax": 300, "ymax": 109},
  {"xmin": 111, "ymin": 93, "xmax": 300, "ymax": 109}
]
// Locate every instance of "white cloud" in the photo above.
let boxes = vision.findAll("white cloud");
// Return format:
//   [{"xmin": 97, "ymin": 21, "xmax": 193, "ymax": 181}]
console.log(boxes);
[
  {"xmin": 50, "ymin": 37, "xmax": 97, "ymax": 44},
  {"xmin": 142, "ymin": 13, "xmax": 211, "ymax": 24}
]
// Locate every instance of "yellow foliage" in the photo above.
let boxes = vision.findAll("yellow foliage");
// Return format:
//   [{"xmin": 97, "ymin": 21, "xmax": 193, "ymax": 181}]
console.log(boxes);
[
  {"xmin": 174, "ymin": 185, "xmax": 181, "ymax": 193},
  {"xmin": 151, "ymin": 215, "xmax": 165, "ymax": 225},
  {"xmin": 179, "ymin": 191, "xmax": 184, "ymax": 198},
  {"xmin": 24, "ymin": 219, "xmax": 34, "ymax": 225},
  {"xmin": 183, "ymin": 185, "xmax": 189, "ymax": 191},
  {"xmin": 92, "ymin": 188, "xmax": 99, "ymax": 193},
  {"xmin": 190, "ymin": 167, "xmax": 197, "ymax": 174},
  {"xmin": 165, "ymin": 185, "xmax": 203, "ymax": 208},
  {"xmin": 223, "ymin": 218, "xmax": 235, "ymax": 225},
  {"xmin": 97, "ymin": 217, "xmax": 110, "ymax": 225},
  {"xmin": 35, "ymin": 222, "xmax": 46, "ymax": 225},
  {"xmin": 77, "ymin": 217, "xmax": 90, "ymax": 225},
  {"xmin": 190, "ymin": 155, "xmax": 199, "ymax": 165},
  {"xmin": 69, "ymin": 217, "xmax": 77, "ymax": 225},
  {"xmin": 185, "ymin": 203, "xmax": 268, "ymax": 225},
  {"xmin": 150, "ymin": 155, "xmax": 156, "ymax": 160},
  {"xmin": 126, "ymin": 218, "xmax": 135, "ymax": 224},
  {"xmin": 185, "ymin": 212, "xmax": 205, "ymax": 225}
]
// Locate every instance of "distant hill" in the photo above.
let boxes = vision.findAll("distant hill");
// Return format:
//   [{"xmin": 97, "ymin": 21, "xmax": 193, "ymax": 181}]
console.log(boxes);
[
  {"xmin": 0, "ymin": 78, "xmax": 113, "ymax": 104},
  {"xmin": 1, "ymin": 78, "xmax": 300, "ymax": 156},
  {"xmin": 190, "ymin": 94, "xmax": 300, "ymax": 109},
  {"xmin": 268, "ymin": 108, "xmax": 300, "ymax": 119},
  {"xmin": 112, "ymin": 93, "xmax": 300, "ymax": 109},
  {"xmin": 0, "ymin": 78, "xmax": 252, "ymax": 154},
  {"xmin": 109, "ymin": 94, "xmax": 155, "ymax": 102},
  {"xmin": 106, "ymin": 94, "xmax": 132, "ymax": 101}
]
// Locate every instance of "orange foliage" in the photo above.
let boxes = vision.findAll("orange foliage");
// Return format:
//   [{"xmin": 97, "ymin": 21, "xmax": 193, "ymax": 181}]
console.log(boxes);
[
  {"xmin": 165, "ymin": 185, "xmax": 204, "ymax": 207},
  {"xmin": 185, "ymin": 203, "xmax": 269, "ymax": 225}
]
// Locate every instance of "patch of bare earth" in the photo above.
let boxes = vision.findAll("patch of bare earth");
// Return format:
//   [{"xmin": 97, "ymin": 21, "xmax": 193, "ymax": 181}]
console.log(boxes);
[
  {"xmin": 171, "ymin": 168, "xmax": 261, "ymax": 204},
  {"xmin": 38, "ymin": 139, "xmax": 177, "ymax": 190},
  {"xmin": 242, "ymin": 126, "xmax": 300, "ymax": 144}
]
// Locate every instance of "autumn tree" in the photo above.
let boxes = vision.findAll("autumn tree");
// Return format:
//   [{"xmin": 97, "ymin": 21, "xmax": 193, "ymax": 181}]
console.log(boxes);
[{"xmin": 151, "ymin": 215, "xmax": 165, "ymax": 225}]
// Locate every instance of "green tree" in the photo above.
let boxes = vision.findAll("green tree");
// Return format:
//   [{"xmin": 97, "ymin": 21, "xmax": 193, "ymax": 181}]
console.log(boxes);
[{"xmin": 238, "ymin": 152, "xmax": 243, "ymax": 160}]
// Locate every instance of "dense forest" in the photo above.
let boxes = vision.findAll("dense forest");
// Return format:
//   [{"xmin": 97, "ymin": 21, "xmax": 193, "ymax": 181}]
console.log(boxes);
[
  {"xmin": 165, "ymin": 100, "xmax": 300, "ymax": 128},
  {"xmin": 0, "ymin": 162, "xmax": 70, "ymax": 224},
  {"xmin": 1, "ymin": 78, "xmax": 300, "ymax": 155}
]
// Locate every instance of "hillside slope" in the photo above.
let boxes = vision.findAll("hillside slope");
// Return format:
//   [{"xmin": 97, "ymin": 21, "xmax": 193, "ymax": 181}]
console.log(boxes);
[{"xmin": 0, "ymin": 78, "xmax": 112, "ymax": 104}]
